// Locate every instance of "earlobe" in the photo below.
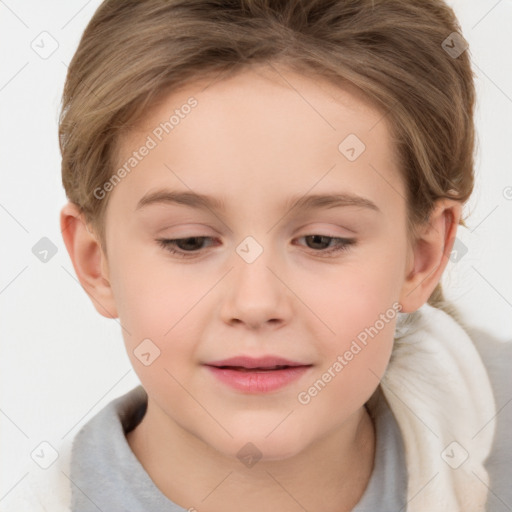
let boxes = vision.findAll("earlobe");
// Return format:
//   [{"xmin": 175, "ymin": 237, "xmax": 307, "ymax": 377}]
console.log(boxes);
[
  {"xmin": 398, "ymin": 199, "xmax": 462, "ymax": 313},
  {"xmin": 60, "ymin": 202, "xmax": 118, "ymax": 319}
]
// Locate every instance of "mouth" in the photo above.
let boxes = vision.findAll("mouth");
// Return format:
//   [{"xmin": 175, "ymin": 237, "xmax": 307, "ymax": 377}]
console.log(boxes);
[
  {"xmin": 205, "ymin": 355, "xmax": 311, "ymax": 371},
  {"xmin": 204, "ymin": 355, "xmax": 313, "ymax": 393},
  {"xmin": 212, "ymin": 365, "xmax": 300, "ymax": 372}
]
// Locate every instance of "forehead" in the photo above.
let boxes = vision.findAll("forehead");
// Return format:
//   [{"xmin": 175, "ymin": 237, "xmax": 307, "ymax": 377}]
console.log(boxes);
[{"xmin": 109, "ymin": 63, "xmax": 404, "ymax": 219}]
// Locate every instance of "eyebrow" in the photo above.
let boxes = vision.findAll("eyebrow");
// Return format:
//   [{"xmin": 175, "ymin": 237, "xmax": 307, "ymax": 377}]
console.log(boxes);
[{"xmin": 135, "ymin": 189, "xmax": 380, "ymax": 214}]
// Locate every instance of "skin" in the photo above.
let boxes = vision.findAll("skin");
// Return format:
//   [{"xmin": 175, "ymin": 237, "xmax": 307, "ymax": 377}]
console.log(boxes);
[{"xmin": 61, "ymin": 63, "xmax": 461, "ymax": 512}]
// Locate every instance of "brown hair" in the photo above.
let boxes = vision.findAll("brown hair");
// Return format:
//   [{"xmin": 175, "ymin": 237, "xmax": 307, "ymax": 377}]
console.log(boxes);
[{"xmin": 59, "ymin": 0, "xmax": 476, "ymax": 318}]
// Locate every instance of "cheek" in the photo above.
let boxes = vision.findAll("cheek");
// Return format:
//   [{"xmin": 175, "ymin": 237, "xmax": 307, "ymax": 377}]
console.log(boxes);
[
  {"xmin": 307, "ymin": 255, "xmax": 403, "ymax": 343},
  {"xmin": 297, "ymin": 295, "xmax": 397, "ymax": 427},
  {"xmin": 108, "ymin": 247, "xmax": 218, "ymax": 382},
  {"xmin": 298, "ymin": 248, "xmax": 403, "ymax": 399},
  {"xmin": 299, "ymin": 332, "xmax": 394, "ymax": 431},
  {"xmin": 111, "ymin": 260, "xmax": 199, "ymax": 406},
  {"xmin": 109, "ymin": 245, "xmax": 207, "ymax": 336}
]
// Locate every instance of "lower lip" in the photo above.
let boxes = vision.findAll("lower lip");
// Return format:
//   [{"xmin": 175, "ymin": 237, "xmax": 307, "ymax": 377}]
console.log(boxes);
[{"xmin": 205, "ymin": 365, "xmax": 312, "ymax": 393}]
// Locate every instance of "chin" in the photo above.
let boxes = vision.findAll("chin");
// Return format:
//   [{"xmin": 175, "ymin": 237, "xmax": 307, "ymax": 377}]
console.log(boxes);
[{"xmin": 207, "ymin": 429, "xmax": 310, "ymax": 465}]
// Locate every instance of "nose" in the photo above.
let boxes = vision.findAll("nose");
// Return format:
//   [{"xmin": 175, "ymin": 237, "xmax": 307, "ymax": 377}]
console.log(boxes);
[{"xmin": 219, "ymin": 245, "xmax": 292, "ymax": 330}]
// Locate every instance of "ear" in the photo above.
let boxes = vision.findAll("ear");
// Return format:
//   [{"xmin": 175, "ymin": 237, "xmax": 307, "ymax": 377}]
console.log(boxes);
[
  {"xmin": 398, "ymin": 199, "xmax": 462, "ymax": 313},
  {"xmin": 60, "ymin": 202, "xmax": 118, "ymax": 319}
]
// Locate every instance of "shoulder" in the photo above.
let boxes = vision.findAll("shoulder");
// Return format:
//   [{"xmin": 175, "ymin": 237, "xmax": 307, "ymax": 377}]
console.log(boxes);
[
  {"xmin": 4, "ymin": 387, "xmax": 147, "ymax": 512},
  {"xmin": 468, "ymin": 326, "xmax": 512, "ymax": 397},
  {"xmin": 462, "ymin": 323, "xmax": 512, "ymax": 511}
]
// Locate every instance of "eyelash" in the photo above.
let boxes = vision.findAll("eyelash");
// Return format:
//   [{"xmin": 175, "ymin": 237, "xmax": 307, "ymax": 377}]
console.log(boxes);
[{"xmin": 156, "ymin": 235, "xmax": 356, "ymax": 259}]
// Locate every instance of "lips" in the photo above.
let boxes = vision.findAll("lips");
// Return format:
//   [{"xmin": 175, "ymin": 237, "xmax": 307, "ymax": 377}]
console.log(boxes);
[
  {"xmin": 204, "ymin": 355, "xmax": 313, "ymax": 393},
  {"xmin": 205, "ymin": 355, "xmax": 310, "ymax": 371}
]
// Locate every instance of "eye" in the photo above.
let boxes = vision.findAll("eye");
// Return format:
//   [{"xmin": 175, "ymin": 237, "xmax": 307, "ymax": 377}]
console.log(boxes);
[
  {"xmin": 156, "ymin": 234, "xmax": 355, "ymax": 259},
  {"xmin": 295, "ymin": 235, "xmax": 356, "ymax": 257},
  {"xmin": 156, "ymin": 236, "xmax": 217, "ymax": 258}
]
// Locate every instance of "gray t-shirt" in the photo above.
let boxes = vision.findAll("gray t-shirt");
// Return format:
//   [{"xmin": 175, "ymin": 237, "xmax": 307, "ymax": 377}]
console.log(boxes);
[{"xmin": 70, "ymin": 385, "xmax": 408, "ymax": 511}]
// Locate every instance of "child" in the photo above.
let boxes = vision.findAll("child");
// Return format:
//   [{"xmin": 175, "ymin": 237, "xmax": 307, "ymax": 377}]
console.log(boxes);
[{"xmin": 17, "ymin": 1, "xmax": 511, "ymax": 511}]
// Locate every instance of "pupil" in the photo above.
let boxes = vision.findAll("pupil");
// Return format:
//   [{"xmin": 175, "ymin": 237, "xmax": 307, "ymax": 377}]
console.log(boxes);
[
  {"xmin": 308, "ymin": 235, "xmax": 328, "ymax": 249},
  {"xmin": 180, "ymin": 237, "xmax": 201, "ymax": 250}
]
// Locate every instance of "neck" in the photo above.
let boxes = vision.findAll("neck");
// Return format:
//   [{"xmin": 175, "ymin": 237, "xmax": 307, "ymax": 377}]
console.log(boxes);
[{"xmin": 127, "ymin": 400, "xmax": 375, "ymax": 512}]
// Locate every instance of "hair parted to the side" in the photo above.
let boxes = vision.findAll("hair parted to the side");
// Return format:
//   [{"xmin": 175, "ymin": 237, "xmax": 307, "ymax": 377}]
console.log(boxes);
[{"xmin": 59, "ymin": 0, "xmax": 477, "ymax": 320}]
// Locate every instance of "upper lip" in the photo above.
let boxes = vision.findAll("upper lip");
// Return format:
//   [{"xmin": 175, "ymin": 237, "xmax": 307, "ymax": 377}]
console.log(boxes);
[{"xmin": 205, "ymin": 356, "xmax": 311, "ymax": 369}]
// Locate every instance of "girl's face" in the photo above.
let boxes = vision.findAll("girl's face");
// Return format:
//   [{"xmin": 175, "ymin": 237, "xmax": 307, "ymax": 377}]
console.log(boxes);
[{"xmin": 101, "ymin": 64, "xmax": 412, "ymax": 460}]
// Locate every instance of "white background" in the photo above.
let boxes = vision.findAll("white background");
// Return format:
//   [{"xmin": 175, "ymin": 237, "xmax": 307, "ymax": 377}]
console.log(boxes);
[{"xmin": 1, "ymin": 0, "xmax": 511, "ymax": 505}]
